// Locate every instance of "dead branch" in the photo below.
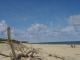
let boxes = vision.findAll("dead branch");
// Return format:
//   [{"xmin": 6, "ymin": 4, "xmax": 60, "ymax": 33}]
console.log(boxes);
[{"xmin": 0, "ymin": 52, "xmax": 10, "ymax": 57}]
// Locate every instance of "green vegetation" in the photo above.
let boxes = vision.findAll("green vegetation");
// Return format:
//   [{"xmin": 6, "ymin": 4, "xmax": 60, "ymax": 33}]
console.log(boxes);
[
  {"xmin": 0, "ymin": 38, "xmax": 7, "ymax": 43},
  {"xmin": 0, "ymin": 38, "xmax": 28, "ymax": 43},
  {"xmin": 0, "ymin": 38, "xmax": 18, "ymax": 43},
  {"xmin": 21, "ymin": 41, "xmax": 28, "ymax": 43}
]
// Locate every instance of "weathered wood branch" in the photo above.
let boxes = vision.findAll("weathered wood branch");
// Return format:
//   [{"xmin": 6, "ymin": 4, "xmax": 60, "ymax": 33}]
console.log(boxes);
[
  {"xmin": 7, "ymin": 27, "xmax": 17, "ymax": 60},
  {"xmin": 0, "ymin": 53, "xmax": 10, "ymax": 57}
]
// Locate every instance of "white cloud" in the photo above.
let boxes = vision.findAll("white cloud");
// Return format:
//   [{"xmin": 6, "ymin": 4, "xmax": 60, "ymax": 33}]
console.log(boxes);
[
  {"xmin": 61, "ymin": 26, "xmax": 75, "ymax": 33},
  {"xmin": 27, "ymin": 23, "xmax": 48, "ymax": 41},
  {"xmin": 0, "ymin": 19, "xmax": 80, "ymax": 42},
  {"xmin": 27, "ymin": 23, "xmax": 47, "ymax": 35},
  {"xmin": 68, "ymin": 15, "xmax": 80, "ymax": 32},
  {"xmin": 68, "ymin": 15, "xmax": 80, "ymax": 26},
  {"xmin": 50, "ymin": 22, "xmax": 53, "ymax": 26},
  {"xmin": 0, "ymin": 20, "xmax": 8, "ymax": 38}
]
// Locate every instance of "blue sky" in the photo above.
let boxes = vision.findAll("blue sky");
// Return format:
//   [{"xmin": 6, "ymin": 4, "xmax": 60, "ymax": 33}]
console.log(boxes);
[{"xmin": 0, "ymin": 0, "xmax": 80, "ymax": 42}]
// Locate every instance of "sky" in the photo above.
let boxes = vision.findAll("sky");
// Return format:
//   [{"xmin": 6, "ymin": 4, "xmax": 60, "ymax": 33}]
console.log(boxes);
[{"xmin": 0, "ymin": 0, "xmax": 80, "ymax": 43}]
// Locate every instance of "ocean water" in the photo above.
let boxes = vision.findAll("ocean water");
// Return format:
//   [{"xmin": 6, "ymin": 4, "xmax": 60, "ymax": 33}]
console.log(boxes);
[{"xmin": 33, "ymin": 41, "xmax": 80, "ymax": 45}]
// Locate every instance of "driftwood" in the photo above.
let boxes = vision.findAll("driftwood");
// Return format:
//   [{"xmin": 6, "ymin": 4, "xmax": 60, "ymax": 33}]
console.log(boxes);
[
  {"xmin": 2, "ymin": 41, "xmax": 65, "ymax": 60},
  {"xmin": 30, "ymin": 56, "xmax": 43, "ymax": 60},
  {"xmin": 0, "ymin": 52, "xmax": 10, "ymax": 57},
  {"xmin": 0, "ymin": 52, "xmax": 65, "ymax": 60},
  {"xmin": 10, "ymin": 42, "xmax": 65, "ymax": 60},
  {"xmin": 0, "ymin": 49, "xmax": 42, "ymax": 60},
  {"xmin": 7, "ymin": 27, "xmax": 17, "ymax": 60}
]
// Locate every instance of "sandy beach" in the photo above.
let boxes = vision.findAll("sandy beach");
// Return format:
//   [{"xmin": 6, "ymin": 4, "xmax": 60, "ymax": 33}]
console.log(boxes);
[{"xmin": 0, "ymin": 43, "xmax": 80, "ymax": 60}]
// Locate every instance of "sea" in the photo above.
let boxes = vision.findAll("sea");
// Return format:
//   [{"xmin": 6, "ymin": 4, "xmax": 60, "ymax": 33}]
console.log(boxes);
[{"xmin": 32, "ymin": 41, "xmax": 80, "ymax": 45}]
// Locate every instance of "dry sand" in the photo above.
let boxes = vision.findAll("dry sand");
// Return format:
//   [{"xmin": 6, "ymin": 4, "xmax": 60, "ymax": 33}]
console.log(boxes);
[{"xmin": 0, "ymin": 43, "xmax": 80, "ymax": 60}]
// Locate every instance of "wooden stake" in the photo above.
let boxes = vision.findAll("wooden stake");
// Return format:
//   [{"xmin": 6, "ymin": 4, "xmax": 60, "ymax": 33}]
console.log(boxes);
[{"xmin": 7, "ymin": 27, "xmax": 17, "ymax": 60}]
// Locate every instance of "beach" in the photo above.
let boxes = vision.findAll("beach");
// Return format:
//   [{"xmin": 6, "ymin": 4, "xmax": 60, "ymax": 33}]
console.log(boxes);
[{"xmin": 0, "ymin": 43, "xmax": 80, "ymax": 60}]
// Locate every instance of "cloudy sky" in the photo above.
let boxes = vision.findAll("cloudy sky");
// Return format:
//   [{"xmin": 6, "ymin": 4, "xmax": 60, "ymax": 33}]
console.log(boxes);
[{"xmin": 0, "ymin": 0, "xmax": 80, "ymax": 43}]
